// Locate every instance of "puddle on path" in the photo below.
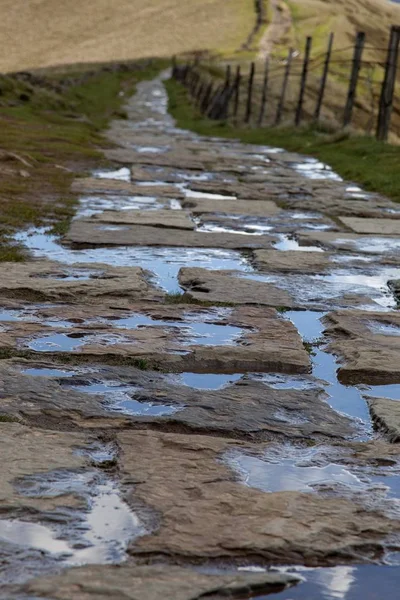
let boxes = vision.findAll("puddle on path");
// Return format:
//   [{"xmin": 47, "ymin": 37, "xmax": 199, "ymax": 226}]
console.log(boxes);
[
  {"xmin": 285, "ymin": 311, "xmax": 371, "ymax": 428},
  {"xmin": 366, "ymin": 321, "xmax": 400, "ymax": 336},
  {"xmin": 70, "ymin": 380, "xmax": 180, "ymax": 416},
  {"xmin": 196, "ymin": 221, "xmax": 272, "ymax": 236},
  {"xmin": 183, "ymin": 188, "xmax": 237, "ymax": 201},
  {"xmin": 273, "ymin": 234, "xmax": 324, "ymax": 252},
  {"xmin": 334, "ymin": 237, "xmax": 400, "ymax": 255},
  {"xmin": 248, "ymin": 564, "xmax": 400, "ymax": 600},
  {"xmin": 253, "ymin": 372, "xmax": 320, "ymax": 390},
  {"xmin": 25, "ymin": 332, "xmax": 132, "ymax": 353},
  {"xmin": 94, "ymin": 167, "xmax": 131, "ymax": 181},
  {"xmin": 228, "ymin": 443, "xmax": 400, "ymax": 499},
  {"xmin": 291, "ymin": 159, "xmax": 343, "ymax": 182},
  {"xmin": 172, "ymin": 372, "xmax": 243, "ymax": 390},
  {"xmin": 78, "ymin": 194, "xmax": 175, "ymax": 218},
  {"xmin": 0, "ymin": 519, "xmax": 72, "ymax": 556},
  {"xmin": 241, "ymin": 266, "xmax": 398, "ymax": 310},
  {"xmin": 131, "ymin": 145, "xmax": 170, "ymax": 154},
  {"xmin": 0, "ymin": 470, "xmax": 143, "ymax": 568},
  {"xmin": 228, "ymin": 448, "xmax": 366, "ymax": 494},
  {"xmin": 23, "ymin": 367, "xmax": 77, "ymax": 378},
  {"xmin": 17, "ymin": 228, "xmax": 251, "ymax": 292},
  {"xmin": 113, "ymin": 309, "xmax": 244, "ymax": 346}
]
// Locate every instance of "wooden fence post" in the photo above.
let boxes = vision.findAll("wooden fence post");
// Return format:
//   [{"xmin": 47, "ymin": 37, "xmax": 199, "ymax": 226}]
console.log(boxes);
[
  {"xmin": 245, "ymin": 62, "xmax": 255, "ymax": 123},
  {"xmin": 295, "ymin": 36, "xmax": 313, "ymax": 126},
  {"xmin": 275, "ymin": 49, "xmax": 293, "ymax": 125},
  {"xmin": 233, "ymin": 66, "xmax": 241, "ymax": 120},
  {"xmin": 220, "ymin": 65, "xmax": 232, "ymax": 119},
  {"xmin": 314, "ymin": 33, "xmax": 334, "ymax": 122},
  {"xmin": 343, "ymin": 31, "xmax": 366, "ymax": 127},
  {"xmin": 195, "ymin": 81, "xmax": 205, "ymax": 107},
  {"xmin": 376, "ymin": 25, "xmax": 400, "ymax": 141},
  {"xmin": 207, "ymin": 85, "xmax": 223, "ymax": 118},
  {"xmin": 201, "ymin": 81, "xmax": 213, "ymax": 113},
  {"xmin": 258, "ymin": 58, "xmax": 270, "ymax": 126},
  {"xmin": 225, "ymin": 64, "xmax": 231, "ymax": 86}
]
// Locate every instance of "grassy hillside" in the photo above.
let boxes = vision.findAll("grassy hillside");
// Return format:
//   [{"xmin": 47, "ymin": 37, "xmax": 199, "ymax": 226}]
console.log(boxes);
[
  {"xmin": 0, "ymin": 0, "xmax": 256, "ymax": 73},
  {"xmin": 252, "ymin": 0, "xmax": 400, "ymax": 138}
]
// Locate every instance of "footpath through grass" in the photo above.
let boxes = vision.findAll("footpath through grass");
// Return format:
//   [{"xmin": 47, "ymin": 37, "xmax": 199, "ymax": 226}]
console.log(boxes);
[
  {"xmin": 166, "ymin": 79, "xmax": 400, "ymax": 203},
  {"xmin": 0, "ymin": 59, "xmax": 166, "ymax": 261}
]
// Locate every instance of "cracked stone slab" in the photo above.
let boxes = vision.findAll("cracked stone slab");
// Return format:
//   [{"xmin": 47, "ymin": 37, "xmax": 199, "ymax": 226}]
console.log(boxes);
[
  {"xmin": 367, "ymin": 397, "xmax": 400, "ymax": 443},
  {"xmin": 93, "ymin": 209, "xmax": 195, "ymax": 230},
  {"xmin": 65, "ymin": 220, "xmax": 276, "ymax": 249},
  {"xmin": 182, "ymin": 197, "xmax": 280, "ymax": 217},
  {"xmin": 324, "ymin": 310, "xmax": 400, "ymax": 384},
  {"xmin": 117, "ymin": 430, "xmax": 399, "ymax": 564},
  {"xmin": 0, "ymin": 304, "xmax": 310, "ymax": 374},
  {"xmin": 24, "ymin": 564, "xmax": 301, "ymax": 600},
  {"xmin": 338, "ymin": 217, "xmax": 400, "ymax": 236},
  {"xmin": 0, "ymin": 261, "xmax": 161, "ymax": 303},
  {"xmin": 71, "ymin": 177, "xmax": 185, "ymax": 199},
  {"xmin": 1, "ymin": 362, "xmax": 350, "ymax": 441},
  {"xmin": 179, "ymin": 267, "xmax": 294, "ymax": 307},
  {"xmin": 253, "ymin": 249, "xmax": 331, "ymax": 273}
]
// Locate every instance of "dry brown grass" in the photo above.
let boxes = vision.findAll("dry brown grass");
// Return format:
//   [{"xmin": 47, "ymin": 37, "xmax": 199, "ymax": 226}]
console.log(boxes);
[{"xmin": 0, "ymin": 0, "xmax": 256, "ymax": 73}]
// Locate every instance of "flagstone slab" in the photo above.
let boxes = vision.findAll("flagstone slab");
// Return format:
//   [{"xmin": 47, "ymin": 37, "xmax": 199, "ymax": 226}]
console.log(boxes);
[
  {"xmin": 65, "ymin": 220, "xmax": 276, "ymax": 249},
  {"xmin": 324, "ymin": 310, "xmax": 400, "ymax": 384},
  {"xmin": 93, "ymin": 209, "xmax": 194, "ymax": 230}
]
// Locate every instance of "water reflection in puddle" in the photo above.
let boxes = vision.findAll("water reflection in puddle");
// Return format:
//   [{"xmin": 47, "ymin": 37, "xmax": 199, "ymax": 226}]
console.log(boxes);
[
  {"xmin": 335, "ymin": 237, "xmax": 400, "ymax": 254},
  {"xmin": 174, "ymin": 372, "xmax": 243, "ymax": 389},
  {"xmin": 228, "ymin": 448, "xmax": 365, "ymax": 494},
  {"xmin": 113, "ymin": 310, "xmax": 244, "ymax": 346},
  {"xmin": 0, "ymin": 519, "xmax": 71, "ymax": 555},
  {"xmin": 184, "ymin": 189, "xmax": 237, "ymax": 200},
  {"xmin": 132, "ymin": 145, "xmax": 170, "ymax": 154},
  {"xmin": 23, "ymin": 367, "xmax": 77, "ymax": 378},
  {"xmin": 249, "ymin": 564, "xmax": 400, "ymax": 600},
  {"xmin": 94, "ymin": 167, "xmax": 131, "ymax": 181},
  {"xmin": 78, "ymin": 194, "xmax": 170, "ymax": 218},
  {"xmin": 291, "ymin": 160, "xmax": 342, "ymax": 182},
  {"xmin": 273, "ymin": 234, "xmax": 324, "ymax": 252},
  {"xmin": 26, "ymin": 332, "xmax": 131, "ymax": 353},
  {"xmin": 196, "ymin": 222, "xmax": 271, "ymax": 236},
  {"xmin": 71, "ymin": 381, "xmax": 180, "ymax": 416},
  {"xmin": 0, "ymin": 473, "xmax": 143, "ymax": 565},
  {"xmin": 255, "ymin": 372, "xmax": 319, "ymax": 390},
  {"xmin": 367, "ymin": 321, "xmax": 400, "ymax": 336},
  {"xmin": 241, "ymin": 267, "xmax": 397, "ymax": 310},
  {"xmin": 285, "ymin": 311, "xmax": 371, "ymax": 427},
  {"xmin": 17, "ymin": 228, "xmax": 250, "ymax": 292}
]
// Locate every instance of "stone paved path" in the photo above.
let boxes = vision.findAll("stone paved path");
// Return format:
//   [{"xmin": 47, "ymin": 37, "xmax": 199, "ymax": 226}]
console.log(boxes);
[{"xmin": 2, "ymin": 73, "xmax": 400, "ymax": 599}]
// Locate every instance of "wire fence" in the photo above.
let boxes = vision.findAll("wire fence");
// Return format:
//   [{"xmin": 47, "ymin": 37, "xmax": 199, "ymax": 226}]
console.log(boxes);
[{"xmin": 172, "ymin": 25, "xmax": 400, "ymax": 142}]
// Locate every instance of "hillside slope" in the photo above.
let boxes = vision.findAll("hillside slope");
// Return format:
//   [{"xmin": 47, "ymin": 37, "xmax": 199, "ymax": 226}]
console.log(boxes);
[{"xmin": 0, "ymin": 0, "xmax": 255, "ymax": 73}]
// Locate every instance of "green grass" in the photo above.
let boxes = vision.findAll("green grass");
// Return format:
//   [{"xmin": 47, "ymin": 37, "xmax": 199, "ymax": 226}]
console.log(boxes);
[
  {"xmin": 0, "ymin": 59, "xmax": 167, "ymax": 260},
  {"xmin": 0, "ymin": 414, "xmax": 20, "ymax": 423},
  {"xmin": 166, "ymin": 78, "xmax": 400, "ymax": 202}
]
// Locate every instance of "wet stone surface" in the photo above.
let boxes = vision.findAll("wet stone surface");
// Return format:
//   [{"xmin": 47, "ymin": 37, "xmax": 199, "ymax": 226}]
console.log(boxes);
[{"xmin": 4, "ymin": 72, "xmax": 400, "ymax": 598}]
